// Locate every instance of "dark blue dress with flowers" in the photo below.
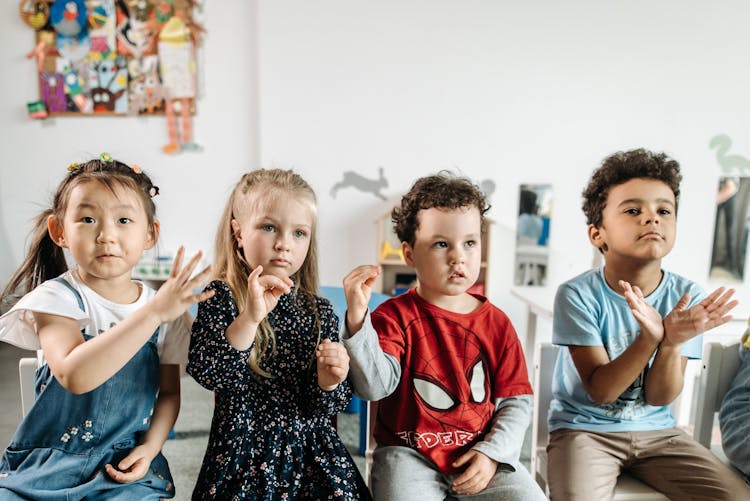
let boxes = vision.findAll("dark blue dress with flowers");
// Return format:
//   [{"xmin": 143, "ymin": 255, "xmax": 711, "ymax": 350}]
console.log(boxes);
[{"xmin": 188, "ymin": 281, "xmax": 371, "ymax": 500}]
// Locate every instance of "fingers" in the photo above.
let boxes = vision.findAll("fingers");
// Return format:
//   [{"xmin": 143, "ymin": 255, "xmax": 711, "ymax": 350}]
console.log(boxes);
[
  {"xmin": 316, "ymin": 340, "xmax": 349, "ymax": 367},
  {"xmin": 673, "ymin": 293, "xmax": 691, "ymax": 312},
  {"xmin": 257, "ymin": 274, "xmax": 293, "ymax": 294},
  {"xmin": 105, "ymin": 459, "xmax": 147, "ymax": 483},
  {"xmin": 317, "ymin": 340, "xmax": 350, "ymax": 382},
  {"xmin": 185, "ymin": 264, "xmax": 213, "ymax": 292},
  {"xmin": 451, "ymin": 449, "xmax": 473, "ymax": 469},
  {"xmin": 170, "ymin": 246, "xmax": 185, "ymax": 278},
  {"xmin": 451, "ymin": 452, "xmax": 494, "ymax": 495},
  {"xmin": 702, "ymin": 286, "xmax": 726, "ymax": 305},
  {"xmin": 247, "ymin": 265, "xmax": 263, "ymax": 285},
  {"xmin": 343, "ymin": 265, "xmax": 381, "ymax": 297}
]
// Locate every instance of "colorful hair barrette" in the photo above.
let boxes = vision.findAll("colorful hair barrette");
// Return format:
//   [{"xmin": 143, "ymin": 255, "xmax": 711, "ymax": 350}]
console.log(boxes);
[
  {"xmin": 67, "ymin": 162, "xmax": 80, "ymax": 172},
  {"xmin": 100, "ymin": 152, "xmax": 112, "ymax": 162},
  {"xmin": 149, "ymin": 186, "xmax": 160, "ymax": 197},
  {"xmin": 131, "ymin": 164, "xmax": 142, "ymax": 174}
]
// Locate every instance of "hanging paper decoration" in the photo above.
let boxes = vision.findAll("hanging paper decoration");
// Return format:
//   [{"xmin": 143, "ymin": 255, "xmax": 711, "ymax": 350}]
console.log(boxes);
[
  {"xmin": 19, "ymin": 0, "xmax": 50, "ymax": 30},
  {"xmin": 20, "ymin": 0, "xmax": 205, "ymax": 155}
]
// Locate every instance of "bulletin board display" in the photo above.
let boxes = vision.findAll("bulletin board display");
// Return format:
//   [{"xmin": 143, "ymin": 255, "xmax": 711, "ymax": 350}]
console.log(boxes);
[{"xmin": 20, "ymin": 0, "xmax": 203, "ymax": 120}]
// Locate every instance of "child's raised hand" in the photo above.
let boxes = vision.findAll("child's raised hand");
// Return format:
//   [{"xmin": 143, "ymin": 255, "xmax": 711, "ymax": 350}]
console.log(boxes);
[
  {"xmin": 316, "ymin": 338, "xmax": 349, "ymax": 391},
  {"xmin": 663, "ymin": 287, "xmax": 737, "ymax": 346},
  {"xmin": 244, "ymin": 265, "xmax": 293, "ymax": 324},
  {"xmin": 105, "ymin": 444, "xmax": 155, "ymax": 483},
  {"xmin": 620, "ymin": 280, "xmax": 664, "ymax": 344},
  {"xmin": 342, "ymin": 265, "xmax": 381, "ymax": 334},
  {"xmin": 451, "ymin": 450, "xmax": 497, "ymax": 495},
  {"xmin": 151, "ymin": 247, "xmax": 215, "ymax": 323}
]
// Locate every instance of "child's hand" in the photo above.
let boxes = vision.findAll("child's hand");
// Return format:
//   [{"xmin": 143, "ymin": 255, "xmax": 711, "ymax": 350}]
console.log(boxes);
[
  {"xmin": 620, "ymin": 280, "xmax": 664, "ymax": 344},
  {"xmin": 244, "ymin": 265, "xmax": 293, "ymax": 324},
  {"xmin": 663, "ymin": 287, "xmax": 737, "ymax": 346},
  {"xmin": 151, "ymin": 247, "xmax": 214, "ymax": 323},
  {"xmin": 316, "ymin": 338, "xmax": 349, "ymax": 391},
  {"xmin": 342, "ymin": 265, "xmax": 381, "ymax": 334},
  {"xmin": 105, "ymin": 444, "xmax": 156, "ymax": 483},
  {"xmin": 451, "ymin": 450, "xmax": 497, "ymax": 495}
]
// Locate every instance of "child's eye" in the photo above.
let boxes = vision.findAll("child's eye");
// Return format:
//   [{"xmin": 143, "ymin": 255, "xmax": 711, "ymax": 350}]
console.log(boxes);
[
  {"xmin": 433, "ymin": 241, "xmax": 448, "ymax": 249},
  {"xmin": 118, "ymin": 217, "xmax": 132, "ymax": 224},
  {"xmin": 294, "ymin": 229, "xmax": 308, "ymax": 238},
  {"xmin": 262, "ymin": 224, "xmax": 275, "ymax": 232},
  {"xmin": 658, "ymin": 208, "xmax": 672, "ymax": 216},
  {"xmin": 465, "ymin": 240, "xmax": 477, "ymax": 248},
  {"xmin": 81, "ymin": 216, "xmax": 95, "ymax": 223},
  {"xmin": 624, "ymin": 208, "xmax": 641, "ymax": 215}
]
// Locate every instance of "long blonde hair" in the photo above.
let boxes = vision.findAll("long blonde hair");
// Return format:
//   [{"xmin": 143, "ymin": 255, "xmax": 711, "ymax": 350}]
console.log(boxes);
[{"xmin": 215, "ymin": 169, "xmax": 321, "ymax": 377}]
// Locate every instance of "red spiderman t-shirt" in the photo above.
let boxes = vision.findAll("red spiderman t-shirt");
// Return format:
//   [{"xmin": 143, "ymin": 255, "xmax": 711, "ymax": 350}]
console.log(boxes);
[{"xmin": 371, "ymin": 288, "xmax": 531, "ymax": 475}]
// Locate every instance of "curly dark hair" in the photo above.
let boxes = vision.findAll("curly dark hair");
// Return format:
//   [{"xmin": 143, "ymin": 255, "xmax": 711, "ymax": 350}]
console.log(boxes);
[
  {"xmin": 392, "ymin": 172, "xmax": 490, "ymax": 245},
  {"xmin": 582, "ymin": 148, "xmax": 682, "ymax": 228}
]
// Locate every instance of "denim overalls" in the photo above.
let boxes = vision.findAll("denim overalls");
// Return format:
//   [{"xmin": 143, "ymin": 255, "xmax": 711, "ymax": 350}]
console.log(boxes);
[{"xmin": 0, "ymin": 278, "xmax": 175, "ymax": 500}]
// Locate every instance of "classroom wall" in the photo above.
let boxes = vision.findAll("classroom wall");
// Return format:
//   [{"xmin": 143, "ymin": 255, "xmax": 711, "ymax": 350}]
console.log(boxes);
[{"xmin": 2, "ymin": 0, "xmax": 750, "ymax": 339}]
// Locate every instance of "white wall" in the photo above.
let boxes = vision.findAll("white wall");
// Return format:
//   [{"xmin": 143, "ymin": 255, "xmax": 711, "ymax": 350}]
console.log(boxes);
[
  {"xmin": 2, "ymin": 0, "xmax": 750, "ymax": 339},
  {"xmin": 0, "ymin": 0, "xmax": 260, "ymax": 278}
]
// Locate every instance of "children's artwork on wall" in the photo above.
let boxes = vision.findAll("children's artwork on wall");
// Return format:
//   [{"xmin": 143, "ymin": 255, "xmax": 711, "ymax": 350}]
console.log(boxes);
[
  {"xmin": 330, "ymin": 166, "xmax": 389, "ymax": 200},
  {"xmin": 20, "ymin": 0, "xmax": 204, "ymax": 154}
]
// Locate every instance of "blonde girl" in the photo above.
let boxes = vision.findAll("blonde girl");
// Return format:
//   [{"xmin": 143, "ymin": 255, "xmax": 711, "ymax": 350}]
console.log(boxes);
[
  {"xmin": 0, "ymin": 158, "xmax": 212, "ymax": 500},
  {"xmin": 188, "ymin": 168, "xmax": 370, "ymax": 500}
]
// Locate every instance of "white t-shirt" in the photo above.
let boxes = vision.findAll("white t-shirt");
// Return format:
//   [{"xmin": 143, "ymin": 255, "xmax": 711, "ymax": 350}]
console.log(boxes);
[{"xmin": 0, "ymin": 270, "xmax": 191, "ymax": 366}]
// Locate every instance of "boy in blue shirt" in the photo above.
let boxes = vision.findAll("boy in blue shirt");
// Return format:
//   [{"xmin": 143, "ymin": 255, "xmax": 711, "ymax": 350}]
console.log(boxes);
[{"xmin": 548, "ymin": 148, "xmax": 750, "ymax": 500}]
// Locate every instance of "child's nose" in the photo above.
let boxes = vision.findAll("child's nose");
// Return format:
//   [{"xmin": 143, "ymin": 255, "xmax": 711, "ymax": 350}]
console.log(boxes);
[
  {"xmin": 643, "ymin": 210, "xmax": 660, "ymax": 225},
  {"xmin": 96, "ymin": 222, "xmax": 116, "ymax": 242},
  {"xmin": 274, "ymin": 234, "xmax": 290, "ymax": 251},
  {"xmin": 449, "ymin": 249, "xmax": 465, "ymax": 265}
]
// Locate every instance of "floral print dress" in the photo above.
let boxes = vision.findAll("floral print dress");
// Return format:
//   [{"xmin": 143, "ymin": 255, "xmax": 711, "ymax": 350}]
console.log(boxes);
[{"xmin": 188, "ymin": 281, "xmax": 371, "ymax": 500}]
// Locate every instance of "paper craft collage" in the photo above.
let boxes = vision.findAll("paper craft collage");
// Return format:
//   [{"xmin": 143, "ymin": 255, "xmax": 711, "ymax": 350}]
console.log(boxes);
[{"xmin": 20, "ymin": 0, "xmax": 204, "ymax": 153}]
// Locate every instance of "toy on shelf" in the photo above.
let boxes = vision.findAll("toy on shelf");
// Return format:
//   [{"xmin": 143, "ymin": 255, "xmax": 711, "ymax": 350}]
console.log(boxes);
[{"xmin": 132, "ymin": 255, "xmax": 173, "ymax": 282}]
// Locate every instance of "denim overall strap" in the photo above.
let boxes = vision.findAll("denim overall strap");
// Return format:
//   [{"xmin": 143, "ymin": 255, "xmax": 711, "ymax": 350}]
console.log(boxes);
[
  {"xmin": 0, "ymin": 278, "xmax": 173, "ymax": 500},
  {"xmin": 53, "ymin": 277, "xmax": 84, "ymax": 311}
]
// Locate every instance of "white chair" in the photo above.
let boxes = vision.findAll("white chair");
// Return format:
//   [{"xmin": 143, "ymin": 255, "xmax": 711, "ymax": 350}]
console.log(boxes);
[
  {"xmin": 363, "ymin": 400, "xmax": 378, "ymax": 487},
  {"xmin": 531, "ymin": 343, "xmax": 669, "ymax": 500},
  {"xmin": 19, "ymin": 357, "xmax": 39, "ymax": 416},
  {"xmin": 692, "ymin": 341, "xmax": 741, "ymax": 462}
]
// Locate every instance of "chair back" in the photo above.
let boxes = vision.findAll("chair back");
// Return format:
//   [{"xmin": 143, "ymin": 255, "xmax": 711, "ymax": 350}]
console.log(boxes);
[
  {"xmin": 693, "ymin": 341, "xmax": 741, "ymax": 447},
  {"xmin": 530, "ymin": 342, "xmax": 559, "ymax": 478}
]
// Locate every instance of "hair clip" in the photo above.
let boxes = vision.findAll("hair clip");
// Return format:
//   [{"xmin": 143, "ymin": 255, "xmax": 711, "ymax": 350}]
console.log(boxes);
[
  {"xmin": 149, "ymin": 185, "xmax": 160, "ymax": 197},
  {"xmin": 100, "ymin": 152, "xmax": 112, "ymax": 162},
  {"xmin": 131, "ymin": 164, "xmax": 142, "ymax": 174},
  {"xmin": 67, "ymin": 162, "xmax": 80, "ymax": 173}
]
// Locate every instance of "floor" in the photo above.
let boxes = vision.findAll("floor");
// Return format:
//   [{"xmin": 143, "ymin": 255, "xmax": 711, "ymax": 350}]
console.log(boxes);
[{"xmin": 0, "ymin": 342, "xmax": 364, "ymax": 501}]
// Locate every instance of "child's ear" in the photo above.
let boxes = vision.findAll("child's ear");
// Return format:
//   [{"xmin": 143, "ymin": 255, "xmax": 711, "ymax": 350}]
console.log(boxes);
[
  {"xmin": 231, "ymin": 219, "xmax": 242, "ymax": 246},
  {"xmin": 588, "ymin": 224, "xmax": 607, "ymax": 253},
  {"xmin": 402, "ymin": 241, "xmax": 415, "ymax": 267},
  {"xmin": 145, "ymin": 220, "xmax": 160, "ymax": 250},
  {"xmin": 47, "ymin": 215, "xmax": 66, "ymax": 248}
]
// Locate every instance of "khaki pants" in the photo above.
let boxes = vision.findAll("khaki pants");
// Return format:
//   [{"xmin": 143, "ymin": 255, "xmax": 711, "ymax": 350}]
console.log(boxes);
[{"xmin": 547, "ymin": 427, "xmax": 749, "ymax": 501}]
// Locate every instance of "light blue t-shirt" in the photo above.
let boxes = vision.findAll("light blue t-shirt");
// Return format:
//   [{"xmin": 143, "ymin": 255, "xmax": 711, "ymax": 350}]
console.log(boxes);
[{"xmin": 549, "ymin": 267, "xmax": 703, "ymax": 433}]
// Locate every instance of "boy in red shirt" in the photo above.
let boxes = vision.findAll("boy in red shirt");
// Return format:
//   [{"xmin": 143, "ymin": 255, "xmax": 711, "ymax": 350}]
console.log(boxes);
[{"xmin": 339, "ymin": 173, "xmax": 545, "ymax": 500}]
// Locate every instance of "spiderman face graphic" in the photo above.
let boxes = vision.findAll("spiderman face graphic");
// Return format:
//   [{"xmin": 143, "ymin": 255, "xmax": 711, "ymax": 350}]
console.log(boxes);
[{"xmin": 407, "ymin": 316, "xmax": 492, "ymax": 431}]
